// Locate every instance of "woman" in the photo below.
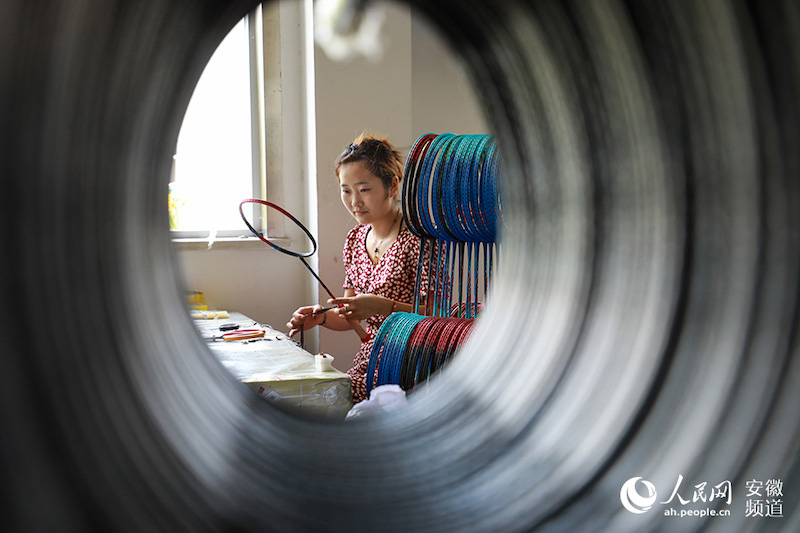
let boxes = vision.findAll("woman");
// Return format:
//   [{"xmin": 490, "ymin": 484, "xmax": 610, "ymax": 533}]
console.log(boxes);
[{"xmin": 287, "ymin": 134, "xmax": 426, "ymax": 403}]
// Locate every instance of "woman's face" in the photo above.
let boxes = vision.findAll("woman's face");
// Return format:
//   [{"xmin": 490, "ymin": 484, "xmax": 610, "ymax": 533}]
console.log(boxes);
[{"xmin": 339, "ymin": 161, "xmax": 398, "ymax": 225}]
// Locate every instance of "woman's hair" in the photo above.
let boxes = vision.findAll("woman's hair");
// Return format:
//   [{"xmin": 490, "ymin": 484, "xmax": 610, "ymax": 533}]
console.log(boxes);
[{"xmin": 335, "ymin": 133, "xmax": 403, "ymax": 191}]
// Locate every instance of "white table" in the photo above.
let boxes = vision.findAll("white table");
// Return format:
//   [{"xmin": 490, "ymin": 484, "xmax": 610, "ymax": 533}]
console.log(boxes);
[{"xmin": 194, "ymin": 312, "xmax": 353, "ymax": 419}]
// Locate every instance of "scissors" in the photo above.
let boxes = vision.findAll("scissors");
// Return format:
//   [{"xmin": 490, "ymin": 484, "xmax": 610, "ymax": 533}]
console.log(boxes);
[
  {"xmin": 221, "ymin": 329, "xmax": 265, "ymax": 342},
  {"xmin": 209, "ymin": 327, "xmax": 266, "ymax": 342}
]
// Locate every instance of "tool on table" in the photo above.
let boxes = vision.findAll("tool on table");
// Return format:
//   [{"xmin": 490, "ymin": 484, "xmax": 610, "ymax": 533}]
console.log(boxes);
[
  {"xmin": 221, "ymin": 329, "xmax": 265, "ymax": 342},
  {"xmin": 208, "ymin": 326, "xmax": 265, "ymax": 342}
]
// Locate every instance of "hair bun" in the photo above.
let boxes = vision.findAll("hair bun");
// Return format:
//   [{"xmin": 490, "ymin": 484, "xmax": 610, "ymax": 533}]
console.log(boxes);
[{"xmin": 335, "ymin": 133, "xmax": 404, "ymax": 189}]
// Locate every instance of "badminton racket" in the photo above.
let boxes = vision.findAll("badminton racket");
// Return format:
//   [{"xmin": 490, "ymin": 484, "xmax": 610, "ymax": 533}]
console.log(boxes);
[{"xmin": 239, "ymin": 199, "xmax": 369, "ymax": 342}]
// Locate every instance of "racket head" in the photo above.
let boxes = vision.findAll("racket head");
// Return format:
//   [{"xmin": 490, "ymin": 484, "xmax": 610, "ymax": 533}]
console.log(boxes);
[{"xmin": 239, "ymin": 199, "xmax": 317, "ymax": 258}]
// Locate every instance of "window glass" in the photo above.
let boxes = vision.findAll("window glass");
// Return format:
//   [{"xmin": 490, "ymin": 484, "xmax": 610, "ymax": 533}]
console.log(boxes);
[{"xmin": 170, "ymin": 17, "xmax": 253, "ymax": 234}]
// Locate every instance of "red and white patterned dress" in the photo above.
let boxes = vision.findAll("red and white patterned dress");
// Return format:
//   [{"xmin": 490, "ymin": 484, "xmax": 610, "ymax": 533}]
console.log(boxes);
[{"xmin": 343, "ymin": 223, "xmax": 426, "ymax": 403}]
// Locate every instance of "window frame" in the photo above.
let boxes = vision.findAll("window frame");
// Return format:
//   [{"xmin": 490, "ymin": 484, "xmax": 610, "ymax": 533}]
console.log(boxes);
[{"xmin": 171, "ymin": 1, "xmax": 313, "ymax": 247}]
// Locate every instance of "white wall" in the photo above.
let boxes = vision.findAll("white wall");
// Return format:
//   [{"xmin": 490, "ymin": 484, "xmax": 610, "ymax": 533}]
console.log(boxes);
[
  {"xmin": 410, "ymin": 11, "xmax": 489, "ymax": 136},
  {"xmin": 177, "ymin": 241, "xmax": 310, "ymax": 325},
  {"xmin": 177, "ymin": 1, "xmax": 487, "ymax": 374},
  {"xmin": 314, "ymin": 2, "xmax": 488, "ymax": 371},
  {"xmin": 313, "ymin": 2, "xmax": 414, "ymax": 369}
]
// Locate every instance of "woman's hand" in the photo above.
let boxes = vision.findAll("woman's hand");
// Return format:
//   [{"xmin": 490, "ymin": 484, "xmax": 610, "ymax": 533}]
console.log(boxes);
[
  {"xmin": 327, "ymin": 294, "xmax": 390, "ymax": 321},
  {"xmin": 286, "ymin": 304, "xmax": 327, "ymax": 338}
]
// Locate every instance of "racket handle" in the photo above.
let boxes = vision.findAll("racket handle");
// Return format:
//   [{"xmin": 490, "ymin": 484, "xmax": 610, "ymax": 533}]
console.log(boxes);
[{"xmin": 347, "ymin": 318, "xmax": 370, "ymax": 342}]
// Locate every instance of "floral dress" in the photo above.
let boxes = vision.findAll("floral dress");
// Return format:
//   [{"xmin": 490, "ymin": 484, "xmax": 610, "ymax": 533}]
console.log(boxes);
[{"xmin": 343, "ymin": 223, "xmax": 426, "ymax": 403}]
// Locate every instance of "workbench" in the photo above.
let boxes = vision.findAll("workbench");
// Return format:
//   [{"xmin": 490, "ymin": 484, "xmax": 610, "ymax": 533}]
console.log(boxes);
[{"xmin": 193, "ymin": 312, "xmax": 353, "ymax": 419}]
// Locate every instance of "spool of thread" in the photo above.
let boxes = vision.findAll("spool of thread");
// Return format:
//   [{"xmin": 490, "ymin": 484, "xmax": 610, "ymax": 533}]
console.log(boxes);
[{"xmin": 315, "ymin": 353, "xmax": 335, "ymax": 373}]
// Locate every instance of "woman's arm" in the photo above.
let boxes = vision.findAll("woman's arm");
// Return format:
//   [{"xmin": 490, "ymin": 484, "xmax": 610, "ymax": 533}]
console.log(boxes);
[
  {"xmin": 286, "ymin": 304, "xmax": 327, "ymax": 338},
  {"xmin": 287, "ymin": 289, "xmax": 369, "ymax": 340},
  {"xmin": 327, "ymin": 292, "xmax": 415, "ymax": 321},
  {"xmin": 317, "ymin": 289, "xmax": 359, "ymax": 331},
  {"xmin": 286, "ymin": 290, "xmax": 358, "ymax": 337}
]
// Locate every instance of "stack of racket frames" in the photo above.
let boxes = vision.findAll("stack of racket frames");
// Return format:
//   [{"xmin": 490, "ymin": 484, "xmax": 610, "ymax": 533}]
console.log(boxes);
[{"xmin": 367, "ymin": 133, "xmax": 502, "ymax": 395}]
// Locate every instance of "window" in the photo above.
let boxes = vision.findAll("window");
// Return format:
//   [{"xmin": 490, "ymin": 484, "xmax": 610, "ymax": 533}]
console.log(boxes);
[
  {"xmin": 170, "ymin": 6, "xmax": 269, "ymax": 241},
  {"xmin": 170, "ymin": 0, "xmax": 315, "ymax": 246}
]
